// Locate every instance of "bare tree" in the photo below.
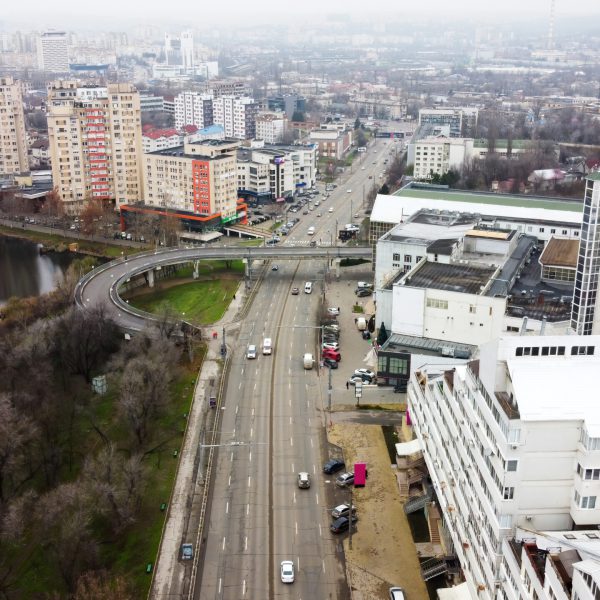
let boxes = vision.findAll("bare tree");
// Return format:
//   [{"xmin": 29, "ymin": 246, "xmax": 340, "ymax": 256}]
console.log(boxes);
[{"xmin": 74, "ymin": 570, "xmax": 134, "ymax": 600}]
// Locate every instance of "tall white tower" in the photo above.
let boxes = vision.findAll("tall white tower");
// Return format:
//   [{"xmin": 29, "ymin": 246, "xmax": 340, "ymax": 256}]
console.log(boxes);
[
  {"xmin": 548, "ymin": 0, "xmax": 556, "ymax": 50},
  {"xmin": 181, "ymin": 31, "xmax": 194, "ymax": 73}
]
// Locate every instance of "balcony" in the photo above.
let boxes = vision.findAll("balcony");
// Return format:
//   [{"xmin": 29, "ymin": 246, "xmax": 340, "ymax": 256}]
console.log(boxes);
[{"xmin": 495, "ymin": 392, "xmax": 520, "ymax": 420}]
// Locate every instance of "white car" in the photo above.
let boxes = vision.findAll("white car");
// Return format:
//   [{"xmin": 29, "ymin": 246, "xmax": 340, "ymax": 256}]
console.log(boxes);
[
  {"xmin": 346, "ymin": 189, "xmax": 352, "ymax": 193},
  {"xmin": 328, "ymin": 207, "xmax": 334, "ymax": 213},
  {"xmin": 246, "ymin": 345, "xmax": 257, "ymax": 359},
  {"xmin": 327, "ymin": 307, "xmax": 340, "ymax": 316},
  {"xmin": 281, "ymin": 560, "xmax": 295, "ymax": 583},
  {"xmin": 354, "ymin": 368, "xmax": 375, "ymax": 380},
  {"xmin": 389, "ymin": 587, "xmax": 406, "ymax": 600},
  {"xmin": 322, "ymin": 342, "xmax": 340, "ymax": 351}
]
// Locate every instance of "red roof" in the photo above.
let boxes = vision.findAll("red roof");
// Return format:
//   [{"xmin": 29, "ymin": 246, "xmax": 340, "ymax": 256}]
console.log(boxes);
[
  {"xmin": 144, "ymin": 128, "xmax": 179, "ymax": 140},
  {"xmin": 182, "ymin": 124, "xmax": 198, "ymax": 134}
]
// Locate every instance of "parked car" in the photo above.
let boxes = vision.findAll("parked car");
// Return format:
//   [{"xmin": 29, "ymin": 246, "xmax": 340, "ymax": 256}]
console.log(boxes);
[
  {"xmin": 330, "ymin": 515, "xmax": 358, "ymax": 533},
  {"xmin": 281, "ymin": 560, "xmax": 295, "ymax": 583},
  {"xmin": 327, "ymin": 307, "xmax": 340, "ymax": 316},
  {"xmin": 354, "ymin": 369, "xmax": 375, "ymax": 380},
  {"xmin": 322, "ymin": 349, "xmax": 341, "ymax": 362},
  {"xmin": 336, "ymin": 472, "xmax": 355, "ymax": 487},
  {"xmin": 356, "ymin": 288, "xmax": 373, "ymax": 297},
  {"xmin": 181, "ymin": 543, "xmax": 193, "ymax": 560},
  {"xmin": 322, "ymin": 342, "xmax": 340, "ymax": 351},
  {"xmin": 331, "ymin": 503, "xmax": 356, "ymax": 519},
  {"xmin": 389, "ymin": 588, "xmax": 406, "ymax": 600},
  {"xmin": 347, "ymin": 375, "xmax": 372, "ymax": 386},
  {"xmin": 323, "ymin": 458, "xmax": 345, "ymax": 474},
  {"xmin": 297, "ymin": 472, "xmax": 311, "ymax": 489},
  {"xmin": 323, "ymin": 357, "xmax": 339, "ymax": 369},
  {"xmin": 271, "ymin": 265, "xmax": 279, "ymax": 271}
]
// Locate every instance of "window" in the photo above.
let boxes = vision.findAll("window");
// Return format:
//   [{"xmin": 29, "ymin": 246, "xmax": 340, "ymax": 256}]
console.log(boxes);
[
  {"xmin": 469, "ymin": 305, "xmax": 476, "ymax": 314},
  {"xmin": 581, "ymin": 496, "xmax": 596, "ymax": 509},
  {"xmin": 426, "ymin": 298, "xmax": 448, "ymax": 309},
  {"xmin": 393, "ymin": 253, "xmax": 400, "ymax": 262},
  {"xmin": 404, "ymin": 255, "xmax": 412, "ymax": 263},
  {"xmin": 584, "ymin": 468, "xmax": 600, "ymax": 480},
  {"xmin": 506, "ymin": 460, "xmax": 518, "ymax": 472}
]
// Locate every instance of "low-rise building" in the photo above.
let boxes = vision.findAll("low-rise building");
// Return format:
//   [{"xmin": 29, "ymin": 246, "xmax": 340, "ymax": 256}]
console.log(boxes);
[
  {"xmin": 309, "ymin": 125, "xmax": 353, "ymax": 160},
  {"xmin": 255, "ymin": 111, "xmax": 287, "ymax": 144}
]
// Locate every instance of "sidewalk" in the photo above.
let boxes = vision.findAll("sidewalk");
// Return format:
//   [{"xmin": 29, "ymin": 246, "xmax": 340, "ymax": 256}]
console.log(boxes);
[{"xmin": 150, "ymin": 281, "xmax": 245, "ymax": 599}]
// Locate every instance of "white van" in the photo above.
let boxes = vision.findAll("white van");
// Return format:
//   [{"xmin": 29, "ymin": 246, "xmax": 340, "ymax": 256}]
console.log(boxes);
[
  {"xmin": 307, "ymin": 226, "xmax": 315, "ymax": 236},
  {"xmin": 304, "ymin": 281, "xmax": 312, "ymax": 294},
  {"xmin": 262, "ymin": 338, "xmax": 272, "ymax": 355},
  {"xmin": 303, "ymin": 353, "xmax": 314, "ymax": 369}
]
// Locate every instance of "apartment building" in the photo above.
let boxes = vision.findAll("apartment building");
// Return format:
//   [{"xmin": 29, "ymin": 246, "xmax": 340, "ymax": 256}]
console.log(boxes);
[
  {"xmin": 47, "ymin": 80, "xmax": 144, "ymax": 213},
  {"xmin": 212, "ymin": 96, "xmax": 258, "ymax": 140},
  {"xmin": 419, "ymin": 107, "xmax": 479, "ymax": 137},
  {"xmin": 255, "ymin": 112, "xmax": 287, "ymax": 144},
  {"xmin": 309, "ymin": 125, "xmax": 353, "ymax": 160},
  {"xmin": 0, "ymin": 76, "xmax": 28, "ymax": 175},
  {"xmin": 237, "ymin": 143, "xmax": 316, "ymax": 203},
  {"xmin": 132, "ymin": 139, "xmax": 242, "ymax": 231},
  {"xmin": 407, "ymin": 334, "xmax": 600, "ymax": 600},
  {"xmin": 174, "ymin": 91, "xmax": 214, "ymax": 130},
  {"xmin": 408, "ymin": 136, "xmax": 473, "ymax": 179},
  {"xmin": 37, "ymin": 31, "xmax": 69, "ymax": 72}
]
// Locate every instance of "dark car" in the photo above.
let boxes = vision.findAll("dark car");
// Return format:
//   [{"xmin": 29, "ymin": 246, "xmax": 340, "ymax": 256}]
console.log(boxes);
[
  {"xmin": 323, "ymin": 357, "xmax": 339, "ymax": 369},
  {"xmin": 291, "ymin": 287, "xmax": 300, "ymax": 295},
  {"xmin": 330, "ymin": 515, "xmax": 358, "ymax": 533},
  {"xmin": 323, "ymin": 458, "xmax": 345, "ymax": 474},
  {"xmin": 356, "ymin": 288, "xmax": 373, "ymax": 297}
]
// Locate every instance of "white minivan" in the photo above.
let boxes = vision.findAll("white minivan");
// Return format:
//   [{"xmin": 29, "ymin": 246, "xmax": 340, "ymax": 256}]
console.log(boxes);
[
  {"xmin": 304, "ymin": 281, "xmax": 312, "ymax": 294},
  {"xmin": 262, "ymin": 337, "xmax": 272, "ymax": 355},
  {"xmin": 307, "ymin": 226, "xmax": 315, "ymax": 236}
]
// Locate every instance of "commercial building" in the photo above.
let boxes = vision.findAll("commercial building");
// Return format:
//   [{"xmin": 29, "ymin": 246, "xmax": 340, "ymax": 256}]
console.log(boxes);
[
  {"xmin": 237, "ymin": 143, "xmax": 317, "ymax": 203},
  {"xmin": 174, "ymin": 91, "xmax": 214, "ymax": 130},
  {"xmin": 139, "ymin": 95, "xmax": 165, "ymax": 112},
  {"xmin": 267, "ymin": 93, "xmax": 306, "ymax": 119},
  {"xmin": 212, "ymin": 95, "xmax": 258, "ymax": 140},
  {"xmin": 0, "ymin": 76, "xmax": 28, "ymax": 175},
  {"xmin": 47, "ymin": 80, "xmax": 144, "ymax": 213},
  {"xmin": 123, "ymin": 139, "xmax": 245, "ymax": 232},
  {"xmin": 37, "ymin": 31, "xmax": 69, "ymax": 72},
  {"xmin": 406, "ymin": 334, "xmax": 600, "ymax": 600},
  {"xmin": 418, "ymin": 107, "xmax": 478, "ymax": 137},
  {"xmin": 255, "ymin": 112, "xmax": 287, "ymax": 144},
  {"xmin": 180, "ymin": 31, "xmax": 194, "ymax": 72},
  {"xmin": 309, "ymin": 125, "xmax": 353, "ymax": 160},
  {"xmin": 571, "ymin": 174, "xmax": 600, "ymax": 335}
]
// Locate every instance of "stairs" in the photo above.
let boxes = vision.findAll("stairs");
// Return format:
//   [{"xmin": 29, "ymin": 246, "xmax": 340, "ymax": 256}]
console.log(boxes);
[
  {"xmin": 421, "ymin": 558, "xmax": 448, "ymax": 581},
  {"xmin": 404, "ymin": 487, "xmax": 432, "ymax": 514}
]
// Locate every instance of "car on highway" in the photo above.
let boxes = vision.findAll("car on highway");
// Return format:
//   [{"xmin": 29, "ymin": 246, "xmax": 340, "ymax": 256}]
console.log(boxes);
[
  {"xmin": 389, "ymin": 587, "xmax": 406, "ymax": 600},
  {"xmin": 330, "ymin": 515, "xmax": 358, "ymax": 533},
  {"xmin": 331, "ymin": 503, "xmax": 356, "ymax": 519},
  {"xmin": 246, "ymin": 345, "xmax": 257, "ymax": 359},
  {"xmin": 327, "ymin": 307, "xmax": 340, "ymax": 316},
  {"xmin": 297, "ymin": 472, "xmax": 311, "ymax": 489},
  {"xmin": 336, "ymin": 472, "xmax": 355, "ymax": 487},
  {"xmin": 181, "ymin": 543, "xmax": 193, "ymax": 560},
  {"xmin": 323, "ymin": 357, "xmax": 339, "ymax": 369},
  {"xmin": 280, "ymin": 560, "xmax": 295, "ymax": 583},
  {"xmin": 346, "ymin": 189, "xmax": 352, "ymax": 193},
  {"xmin": 354, "ymin": 369, "xmax": 376, "ymax": 380},
  {"xmin": 271, "ymin": 265, "xmax": 279, "ymax": 271},
  {"xmin": 291, "ymin": 287, "xmax": 300, "ymax": 295},
  {"xmin": 328, "ymin": 207, "xmax": 334, "ymax": 213},
  {"xmin": 323, "ymin": 458, "xmax": 345, "ymax": 474}
]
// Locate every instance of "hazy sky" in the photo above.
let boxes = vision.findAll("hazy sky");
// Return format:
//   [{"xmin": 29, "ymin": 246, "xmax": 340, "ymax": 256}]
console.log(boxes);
[{"xmin": 7, "ymin": 0, "xmax": 600, "ymax": 28}]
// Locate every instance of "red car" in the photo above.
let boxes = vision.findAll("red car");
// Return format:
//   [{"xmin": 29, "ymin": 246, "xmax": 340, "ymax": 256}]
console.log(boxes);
[{"xmin": 322, "ymin": 349, "xmax": 341, "ymax": 362}]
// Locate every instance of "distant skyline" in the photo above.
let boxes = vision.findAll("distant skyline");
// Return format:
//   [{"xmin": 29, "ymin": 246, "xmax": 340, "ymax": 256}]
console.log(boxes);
[{"xmin": 4, "ymin": 0, "xmax": 600, "ymax": 29}]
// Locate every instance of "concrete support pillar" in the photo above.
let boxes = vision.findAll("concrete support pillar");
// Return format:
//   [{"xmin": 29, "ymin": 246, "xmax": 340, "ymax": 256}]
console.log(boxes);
[
  {"xmin": 148, "ymin": 269, "xmax": 155, "ymax": 288},
  {"xmin": 193, "ymin": 260, "xmax": 200, "ymax": 280},
  {"xmin": 333, "ymin": 258, "xmax": 341, "ymax": 279},
  {"xmin": 243, "ymin": 258, "xmax": 249, "ymax": 277}
]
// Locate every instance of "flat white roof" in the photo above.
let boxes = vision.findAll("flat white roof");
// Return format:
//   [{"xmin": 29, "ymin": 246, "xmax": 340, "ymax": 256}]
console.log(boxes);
[
  {"xmin": 371, "ymin": 194, "xmax": 582, "ymax": 227},
  {"xmin": 437, "ymin": 583, "xmax": 471, "ymax": 600},
  {"xmin": 507, "ymin": 357, "xmax": 600, "ymax": 431}
]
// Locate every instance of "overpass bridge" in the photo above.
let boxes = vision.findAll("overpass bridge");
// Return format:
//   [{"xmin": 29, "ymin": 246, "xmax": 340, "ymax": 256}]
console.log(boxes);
[{"xmin": 75, "ymin": 245, "xmax": 372, "ymax": 332}]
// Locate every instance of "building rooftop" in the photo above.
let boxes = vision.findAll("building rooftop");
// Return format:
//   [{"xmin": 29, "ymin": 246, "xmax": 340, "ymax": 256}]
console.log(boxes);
[
  {"xmin": 539, "ymin": 237, "xmax": 579, "ymax": 268},
  {"xmin": 403, "ymin": 261, "xmax": 496, "ymax": 295}
]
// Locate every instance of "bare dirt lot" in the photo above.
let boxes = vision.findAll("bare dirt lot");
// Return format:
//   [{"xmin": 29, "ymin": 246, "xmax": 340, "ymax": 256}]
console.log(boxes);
[{"xmin": 328, "ymin": 423, "xmax": 429, "ymax": 600}]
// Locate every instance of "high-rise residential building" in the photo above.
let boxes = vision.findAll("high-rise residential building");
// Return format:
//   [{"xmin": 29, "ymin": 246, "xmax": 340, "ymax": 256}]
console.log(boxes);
[
  {"xmin": 37, "ymin": 31, "xmax": 69, "ymax": 72},
  {"xmin": 164, "ymin": 33, "xmax": 181, "ymax": 67},
  {"xmin": 180, "ymin": 31, "xmax": 194, "ymax": 72},
  {"xmin": 174, "ymin": 91, "xmax": 214, "ymax": 130},
  {"xmin": 47, "ymin": 80, "xmax": 143, "ymax": 213},
  {"xmin": 571, "ymin": 173, "xmax": 600, "ymax": 335},
  {"xmin": 212, "ymin": 96, "xmax": 258, "ymax": 140},
  {"xmin": 122, "ymin": 139, "xmax": 244, "ymax": 231},
  {"xmin": 406, "ymin": 334, "xmax": 600, "ymax": 600},
  {"xmin": 0, "ymin": 76, "xmax": 28, "ymax": 176}
]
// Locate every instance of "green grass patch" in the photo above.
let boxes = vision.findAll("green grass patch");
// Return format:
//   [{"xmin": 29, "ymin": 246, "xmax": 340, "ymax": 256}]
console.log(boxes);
[
  {"xmin": 130, "ymin": 279, "xmax": 240, "ymax": 325},
  {"xmin": 352, "ymin": 304, "xmax": 364, "ymax": 313},
  {"xmin": 237, "ymin": 238, "xmax": 264, "ymax": 247},
  {"xmin": 173, "ymin": 260, "xmax": 244, "ymax": 279},
  {"xmin": 382, "ymin": 424, "xmax": 401, "ymax": 463}
]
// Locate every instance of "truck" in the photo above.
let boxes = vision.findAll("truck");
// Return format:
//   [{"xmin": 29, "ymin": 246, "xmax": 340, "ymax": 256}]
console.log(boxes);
[{"xmin": 303, "ymin": 353, "xmax": 314, "ymax": 369}]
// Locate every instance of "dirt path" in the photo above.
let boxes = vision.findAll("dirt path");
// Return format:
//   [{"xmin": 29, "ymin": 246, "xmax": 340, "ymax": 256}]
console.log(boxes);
[{"xmin": 328, "ymin": 423, "xmax": 429, "ymax": 600}]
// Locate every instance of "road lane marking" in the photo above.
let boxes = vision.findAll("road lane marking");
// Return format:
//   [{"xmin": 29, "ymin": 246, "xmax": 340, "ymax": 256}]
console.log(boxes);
[
  {"xmin": 313, "ymin": 465, "xmax": 316, "ymax": 474},
  {"xmin": 298, "ymin": 556, "xmax": 300, "ymax": 571},
  {"xmin": 230, "ymin": 452, "xmax": 234, "ymax": 461},
  {"xmin": 292, "ymin": 463, "xmax": 295, "ymax": 473},
  {"xmin": 228, "ymin": 476, "xmax": 231, "ymax": 486},
  {"xmin": 289, "ymin": 417, "xmax": 292, "ymax": 425},
  {"xmin": 310, "ymin": 438, "xmax": 313, "ymax": 448},
  {"xmin": 226, "ymin": 501, "xmax": 229, "ymax": 514},
  {"xmin": 246, "ymin": 503, "xmax": 249, "ymax": 515},
  {"xmin": 245, "ymin": 536, "xmax": 248, "ymax": 551},
  {"xmin": 316, "ymin": 493, "xmax": 319, "ymax": 505},
  {"xmin": 222, "ymin": 537, "xmax": 226, "ymax": 550},
  {"xmin": 289, "ymin": 397, "xmax": 291, "ymax": 406},
  {"xmin": 249, "ymin": 451, "xmax": 252, "ymax": 463},
  {"xmin": 250, "ymin": 427, "xmax": 253, "ymax": 438},
  {"xmin": 219, "ymin": 578, "xmax": 222, "ymax": 593},
  {"xmin": 293, "ymin": 491, "xmax": 296, "ymax": 504},
  {"xmin": 322, "ymin": 559, "xmax": 326, "ymax": 573},
  {"xmin": 248, "ymin": 476, "xmax": 251, "ymax": 487},
  {"xmin": 290, "ymin": 437, "xmax": 293, "ymax": 447},
  {"xmin": 295, "ymin": 522, "xmax": 298, "ymax": 536},
  {"xmin": 242, "ymin": 580, "xmax": 246, "ymax": 596},
  {"xmin": 254, "ymin": 382, "xmax": 257, "ymax": 390},
  {"xmin": 252, "ymin": 408, "xmax": 254, "ymax": 416},
  {"xmin": 236, "ymin": 405, "xmax": 239, "ymax": 415},
  {"xmin": 319, "ymin": 523, "xmax": 322, "ymax": 537},
  {"xmin": 239, "ymin": 382, "xmax": 242, "ymax": 389}
]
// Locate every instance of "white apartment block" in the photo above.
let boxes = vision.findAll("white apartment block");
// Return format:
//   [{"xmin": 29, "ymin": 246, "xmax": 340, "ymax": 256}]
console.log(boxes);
[
  {"xmin": 37, "ymin": 31, "xmax": 69, "ymax": 72},
  {"xmin": 142, "ymin": 129, "xmax": 182, "ymax": 153},
  {"xmin": 212, "ymin": 96, "xmax": 258, "ymax": 140},
  {"xmin": 408, "ymin": 136, "xmax": 473, "ymax": 179},
  {"xmin": 47, "ymin": 81, "xmax": 143, "ymax": 213},
  {"xmin": 144, "ymin": 139, "xmax": 240, "ymax": 220},
  {"xmin": 0, "ymin": 76, "xmax": 28, "ymax": 175},
  {"xmin": 255, "ymin": 112, "xmax": 287, "ymax": 144},
  {"xmin": 237, "ymin": 144, "xmax": 316, "ymax": 202},
  {"xmin": 180, "ymin": 31, "xmax": 194, "ymax": 72},
  {"xmin": 407, "ymin": 334, "xmax": 600, "ymax": 600},
  {"xmin": 174, "ymin": 91, "xmax": 214, "ymax": 130}
]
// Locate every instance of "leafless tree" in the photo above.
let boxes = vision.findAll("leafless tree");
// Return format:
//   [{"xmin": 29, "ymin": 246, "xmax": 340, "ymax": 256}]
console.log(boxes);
[{"xmin": 74, "ymin": 570, "xmax": 134, "ymax": 600}]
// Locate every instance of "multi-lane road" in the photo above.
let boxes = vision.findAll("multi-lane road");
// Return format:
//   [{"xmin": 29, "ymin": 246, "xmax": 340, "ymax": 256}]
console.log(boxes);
[{"xmin": 194, "ymin": 139, "xmax": 395, "ymax": 599}]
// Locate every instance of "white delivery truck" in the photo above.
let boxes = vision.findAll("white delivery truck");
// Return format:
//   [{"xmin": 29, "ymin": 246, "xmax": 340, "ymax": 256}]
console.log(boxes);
[
  {"xmin": 303, "ymin": 353, "xmax": 314, "ymax": 369},
  {"xmin": 263, "ymin": 338, "xmax": 272, "ymax": 355}
]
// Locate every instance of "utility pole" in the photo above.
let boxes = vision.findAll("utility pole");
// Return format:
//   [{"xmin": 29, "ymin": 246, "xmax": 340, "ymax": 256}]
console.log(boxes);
[
  {"xmin": 327, "ymin": 363, "xmax": 333, "ymax": 425},
  {"xmin": 348, "ymin": 485, "xmax": 353, "ymax": 549},
  {"xmin": 197, "ymin": 428, "xmax": 206, "ymax": 485},
  {"xmin": 221, "ymin": 327, "xmax": 227, "ymax": 357}
]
